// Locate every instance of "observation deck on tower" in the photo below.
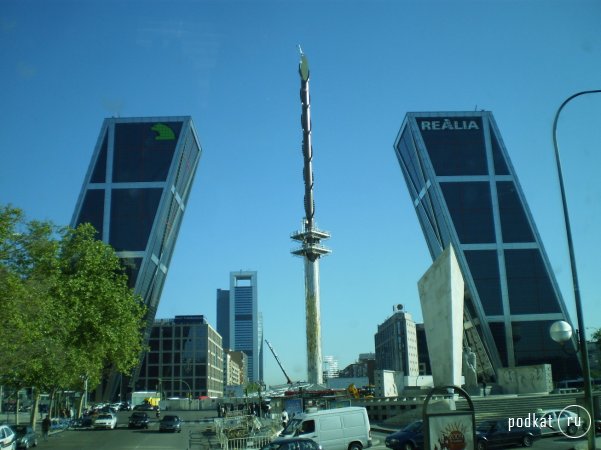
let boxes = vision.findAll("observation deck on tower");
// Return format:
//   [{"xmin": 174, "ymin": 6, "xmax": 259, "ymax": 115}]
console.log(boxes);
[{"xmin": 290, "ymin": 221, "xmax": 331, "ymax": 258}]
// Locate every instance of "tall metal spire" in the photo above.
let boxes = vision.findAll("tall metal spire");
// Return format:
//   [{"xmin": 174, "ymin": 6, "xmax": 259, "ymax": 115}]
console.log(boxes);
[{"xmin": 291, "ymin": 48, "xmax": 331, "ymax": 385}]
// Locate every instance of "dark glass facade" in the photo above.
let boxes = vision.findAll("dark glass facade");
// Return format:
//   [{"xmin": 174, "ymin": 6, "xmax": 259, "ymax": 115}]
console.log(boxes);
[
  {"xmin": 137, "ymin": 316, "xmax": 223, "ymax": 398},
  {"xmin": 216, "ymin": 289, "xmax": 231, "ymax": 350},
  {"xmin": 72, "ymin": 117, "xmax": 201, "ymax": 400},
  {"xmin": 227, "ymin": 271, "xmax": 263, "ymax": 382},
  {"xmin": 394, "ymin": 112, "xmax": 578, "ymax": 381}
]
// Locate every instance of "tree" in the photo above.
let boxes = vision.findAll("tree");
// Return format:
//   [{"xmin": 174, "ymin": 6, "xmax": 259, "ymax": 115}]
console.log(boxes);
[{"xmin": 0, "ymin": 205, "xmax": 146, "ymax": 422}]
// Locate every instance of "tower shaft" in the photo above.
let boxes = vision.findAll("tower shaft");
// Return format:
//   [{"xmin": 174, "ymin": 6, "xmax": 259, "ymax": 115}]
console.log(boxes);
[{"xmin": 291, "ymin": 49, "xmax": 330, "ymax": 385}]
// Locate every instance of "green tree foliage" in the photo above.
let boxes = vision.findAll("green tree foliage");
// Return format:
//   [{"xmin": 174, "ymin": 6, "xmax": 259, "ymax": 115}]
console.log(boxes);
[{"xmin": 0, "ymin": 205, "xmax": 146, "ymax": 394}]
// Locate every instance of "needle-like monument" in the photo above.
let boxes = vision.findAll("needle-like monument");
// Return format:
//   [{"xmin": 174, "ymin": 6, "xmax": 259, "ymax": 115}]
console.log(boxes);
[{"xmin": 291, "ymin": 47, "xmax": 331, "ymax": 385}]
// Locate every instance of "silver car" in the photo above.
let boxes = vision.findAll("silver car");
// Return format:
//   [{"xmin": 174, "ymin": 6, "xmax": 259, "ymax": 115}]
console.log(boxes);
[
  {"xmin": 535, "ymin": 409, "xmax": 581, "ymax": 436},
  {"xmin": 0, "ymin": 425, "xmax": 16, "ymax": 450}
]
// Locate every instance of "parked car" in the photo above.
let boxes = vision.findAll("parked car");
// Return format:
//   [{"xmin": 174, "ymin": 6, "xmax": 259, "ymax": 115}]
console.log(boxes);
[
  {"xmin": 159, "ymin": 415, "xmax": 182, "ymax": 433},
  {"xmin": 10, "ymin": 424, "xmax": 38, "ymax": 449},
  {"xmin": 385, "ymin": 420, "xmax": 424, "ymax": 450},
  {"xmin": 94, "ymin": 413, "xmax": 118, "ymax": 430},
  {"xmin": 261, "ymin": 438, "xmax": 321, "ymax": 450},
  {"xmin": 534, "ymin": 409, "xmax": 581, "ymax": 436},
  {"xmin": 476, "ymin": 419, "xmax": 541, "ymax": 449},
  {"xmin": 128, "ymin": 412, "xmax": 150, "ymax": 429},
  {"xmin": 0, "ymin": 424, "xmax": 16, "ymax": 450}
]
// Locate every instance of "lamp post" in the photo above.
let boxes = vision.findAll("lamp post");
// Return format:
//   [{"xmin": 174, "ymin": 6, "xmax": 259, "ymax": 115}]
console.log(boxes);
[{"xmin": 551, "ymin": 89, "xmax": 601, "ymax": 450}]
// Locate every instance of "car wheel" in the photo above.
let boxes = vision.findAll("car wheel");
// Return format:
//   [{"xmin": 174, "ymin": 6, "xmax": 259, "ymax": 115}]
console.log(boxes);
[
  {"xmin": 348, "ymin": 443, "xmax": 362, "ymax": 450},
  {"xmin": 401, "ymin": 443, "xmax": 414, "ymax": 450},
  {"xmin": 567, "ymin": 424, "xmax": 578, "ymax": 436},
  {"xmin": 24, "ymin": 442, "xmax": 30, "ymax": 449},
  {"xmin": 477, "ymin": 440, "xmax": 487, "ymax": 450},
  {"xmin": 33, "ymin": 439, "xmax": 38, "ymax": 447},
  {"xmin": 521, "ymin": 434, "xmax": 533, "ymax": 447}
]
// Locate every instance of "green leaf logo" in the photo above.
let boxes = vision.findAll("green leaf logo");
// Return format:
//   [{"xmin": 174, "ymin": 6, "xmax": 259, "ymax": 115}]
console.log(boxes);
[{"xmin": 151, "ymin": 123, "xmax": 175, "ymax": 141}]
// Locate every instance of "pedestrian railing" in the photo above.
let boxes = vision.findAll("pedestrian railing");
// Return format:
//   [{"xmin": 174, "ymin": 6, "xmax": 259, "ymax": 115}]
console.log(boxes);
[{"xmin": 215, "ymin": 416, "xmax": 279, "ymax": 450}]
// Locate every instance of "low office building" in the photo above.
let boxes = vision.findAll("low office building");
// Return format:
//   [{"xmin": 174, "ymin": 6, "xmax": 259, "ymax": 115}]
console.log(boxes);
[
  {"xmin": 136, "ymin": 315, "xmax": 223, "ymax": 398},
  {"xmin": 224, "ymin": 349, "xmax": 244, "ymax": 388},
  {"xmin": 375, "ymin": 305, "xmax": 419, "ymax": 377}
]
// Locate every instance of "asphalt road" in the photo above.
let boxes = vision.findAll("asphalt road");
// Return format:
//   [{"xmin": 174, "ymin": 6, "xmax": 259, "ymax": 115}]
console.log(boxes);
[
  {"xmin": 30, "ymin": 415, "xmax": 592, "ymax": 450},
  {"xmin": 41, "ymin": 423, "xmax": 197, "ymax": 450},
  {"xmin": 37, "ymin": 410, "xmax": 218, "ymax": 450},
  {"xmin": 370, "ymin": 430, "xmax": 587, "ymax": 450}
]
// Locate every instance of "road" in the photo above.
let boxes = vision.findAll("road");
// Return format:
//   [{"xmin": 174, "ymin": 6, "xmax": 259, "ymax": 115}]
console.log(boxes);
[
  {"xmin": 38, "ymin": 410, "xmax": 216, "ymax": 450},
  {"xmin": 371, "ymin": 430, "xmax": 587, "ymax": 449},
  {"xmin": 33, "ymin": 417, "xmax": 588, "ymax": 450}
]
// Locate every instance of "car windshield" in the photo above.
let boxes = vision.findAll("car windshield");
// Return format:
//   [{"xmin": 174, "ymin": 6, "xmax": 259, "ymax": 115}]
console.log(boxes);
[
  {"xmin": 163, "ymin": 415, "xmax": 179, "ymax": 421},
  {"xmin": 98, "ymin": 414, "xmax": 112, "ymax": 420},
  {"xmin": 281, "ymin": 419, "xmax": 302, "ymax": 436},
  {"xmin": 402, "ymin": 421, "xmax": 423, "ymax": 432},
  {"xmin": 13, "ymin": 425, "xmax": 27, "ymax": 435}
]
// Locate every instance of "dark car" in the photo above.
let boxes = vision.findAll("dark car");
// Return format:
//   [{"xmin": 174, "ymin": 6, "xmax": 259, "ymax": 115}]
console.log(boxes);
[
  {"xmin": 11, "ymin": 424, "xmax": 37, "ymax": 449},
  {"xmin": 159, "ymin": 415, "xmax": 182, "ymax": 433},
  {"xmin": 476, "ymin": 419, "xmax": 542, "ymax": 449},
  {"xmin": 133, "ymin": 403, "xmax": 155, "ymax": 412},
  {"xmin": 385, "ymin": 420, "xmax": 424, "ymax": 450},
  {"xmin": 119, "ymin": 402, "xmax": 131, "ymax": 411},
  {"xmin": 261, "ymin": 438, "xmax": 321, "ymax": 450},
  {"xmin": 73, "ymin": 414, "xmax": 94, "ymax": 428},
  {"xmin": 128, "ymin": 412, "xmax": 150, "ymax": 429}
]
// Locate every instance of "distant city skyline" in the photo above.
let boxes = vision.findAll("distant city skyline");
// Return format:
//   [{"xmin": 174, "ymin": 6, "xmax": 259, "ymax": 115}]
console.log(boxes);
[{"xmin": 2, "ymin": 1, "xmax": 600, "ymax": 386}]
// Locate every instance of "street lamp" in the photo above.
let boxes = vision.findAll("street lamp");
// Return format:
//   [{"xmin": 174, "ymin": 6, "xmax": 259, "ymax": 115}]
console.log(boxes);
[
  {"xmin": 550, "ymin": 320, "xmax": 574, "ymax": 347},
  {"xmin": 551, "ymin": 89, "xmax": 601, "ymax": 450}
]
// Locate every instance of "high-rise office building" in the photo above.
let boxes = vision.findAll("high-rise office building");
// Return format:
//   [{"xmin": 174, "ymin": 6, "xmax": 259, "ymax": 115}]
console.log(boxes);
[
  {"xmin": 374, "ymin": 306, "xmax": 420, "ymax": 376},
  {"xmin": 221, "ymin": 271, "xmax": 263, "ymax": 382},
  {"xmin": 394, "ymin": 111, "xmax": 578, "ymax": 380},
  {"xmin": 216, "ymin": 288, "xmax": 231, "ymax": 350},
  {"xmin": 323, "ymin": 355, "xmax": 340, "ymax": 380},
  {"xmin": 136, "ymin": 315, "xmax": 223, "ymax": 398},
  {"xmin": 72, "ymin": 116, "xmax": 201, "ymax": 399}
]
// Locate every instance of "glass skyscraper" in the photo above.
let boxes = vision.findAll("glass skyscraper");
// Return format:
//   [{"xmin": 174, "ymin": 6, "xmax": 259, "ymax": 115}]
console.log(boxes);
[
  {"xmin": 72, "ymin": 116, "xmax": 201, "ymax": 400},
  {"xmin": 226, "ymin": 271, "xmax": 263, "ymax": 382},
  {"xmin": 394, "ymin": 111, "xmax": 578, "ymax": 381}
]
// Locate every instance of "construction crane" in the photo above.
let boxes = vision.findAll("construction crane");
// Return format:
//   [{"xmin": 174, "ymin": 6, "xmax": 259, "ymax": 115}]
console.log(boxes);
[{"xmin": 265, "ymin": 339, "xmax": 293, "ymax": 385}]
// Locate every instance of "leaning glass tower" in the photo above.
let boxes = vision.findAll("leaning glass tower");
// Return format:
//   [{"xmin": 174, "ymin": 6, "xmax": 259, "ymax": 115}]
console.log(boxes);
[
  {"xmin": 72, "ymin": 116, "xmax": 201, "ymax": 400},
  {"xmin": 394, "ymin": 111, "xmax": 578, "ymax": 381}
]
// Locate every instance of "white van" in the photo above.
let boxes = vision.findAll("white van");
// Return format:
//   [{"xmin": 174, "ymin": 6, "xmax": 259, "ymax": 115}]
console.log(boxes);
[{"xmin": 277, "ymin": 407, "xmax": 371, "ymax": 450}]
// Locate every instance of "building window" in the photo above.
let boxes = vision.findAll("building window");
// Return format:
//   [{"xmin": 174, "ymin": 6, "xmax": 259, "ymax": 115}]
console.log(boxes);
[{"xmin": 441, "ymin": 182, "xmax": 495, "ymax": 243}]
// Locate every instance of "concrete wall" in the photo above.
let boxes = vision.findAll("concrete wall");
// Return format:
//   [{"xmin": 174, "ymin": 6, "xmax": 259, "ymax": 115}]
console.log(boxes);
[
  {"xmin": 418, "ymin": 245, "xmax": 464, "ymax": 388},
  {"xmin": 497, "ymin": 365, "xmax": 553, "ymax": 394}
]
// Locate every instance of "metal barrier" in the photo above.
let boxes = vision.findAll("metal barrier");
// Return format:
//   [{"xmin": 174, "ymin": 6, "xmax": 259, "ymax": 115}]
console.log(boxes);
[
  {"xmin": 223, "ymin": 434, "xmax": 274, "ymax": 450},
  {"xmin": 214, "ymin": 415, "xmax": 280, "ymax": 450}
]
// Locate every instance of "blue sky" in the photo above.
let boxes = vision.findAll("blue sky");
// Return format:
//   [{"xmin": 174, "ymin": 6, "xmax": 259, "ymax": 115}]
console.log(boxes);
[{"xmin": 2, "ymin": 0, "xmax": 600, "ymax": 386}]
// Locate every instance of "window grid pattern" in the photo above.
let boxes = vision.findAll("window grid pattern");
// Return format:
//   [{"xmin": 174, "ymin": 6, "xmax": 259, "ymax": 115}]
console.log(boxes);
[{"xmin": 393, "ymin": 111, "xmax": 578, "ymax": 380}]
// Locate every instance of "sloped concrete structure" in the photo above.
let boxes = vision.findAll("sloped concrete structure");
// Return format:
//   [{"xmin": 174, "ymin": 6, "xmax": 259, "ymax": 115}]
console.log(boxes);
[{"xmin": 418, "ymin": 245, "xmax": 464, "ymax": 387}]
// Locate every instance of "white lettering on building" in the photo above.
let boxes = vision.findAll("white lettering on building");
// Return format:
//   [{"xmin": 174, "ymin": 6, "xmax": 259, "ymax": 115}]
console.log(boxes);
[{"xmin": 420, "ymin": 119, "xmax": 479, "ymax": 131}]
